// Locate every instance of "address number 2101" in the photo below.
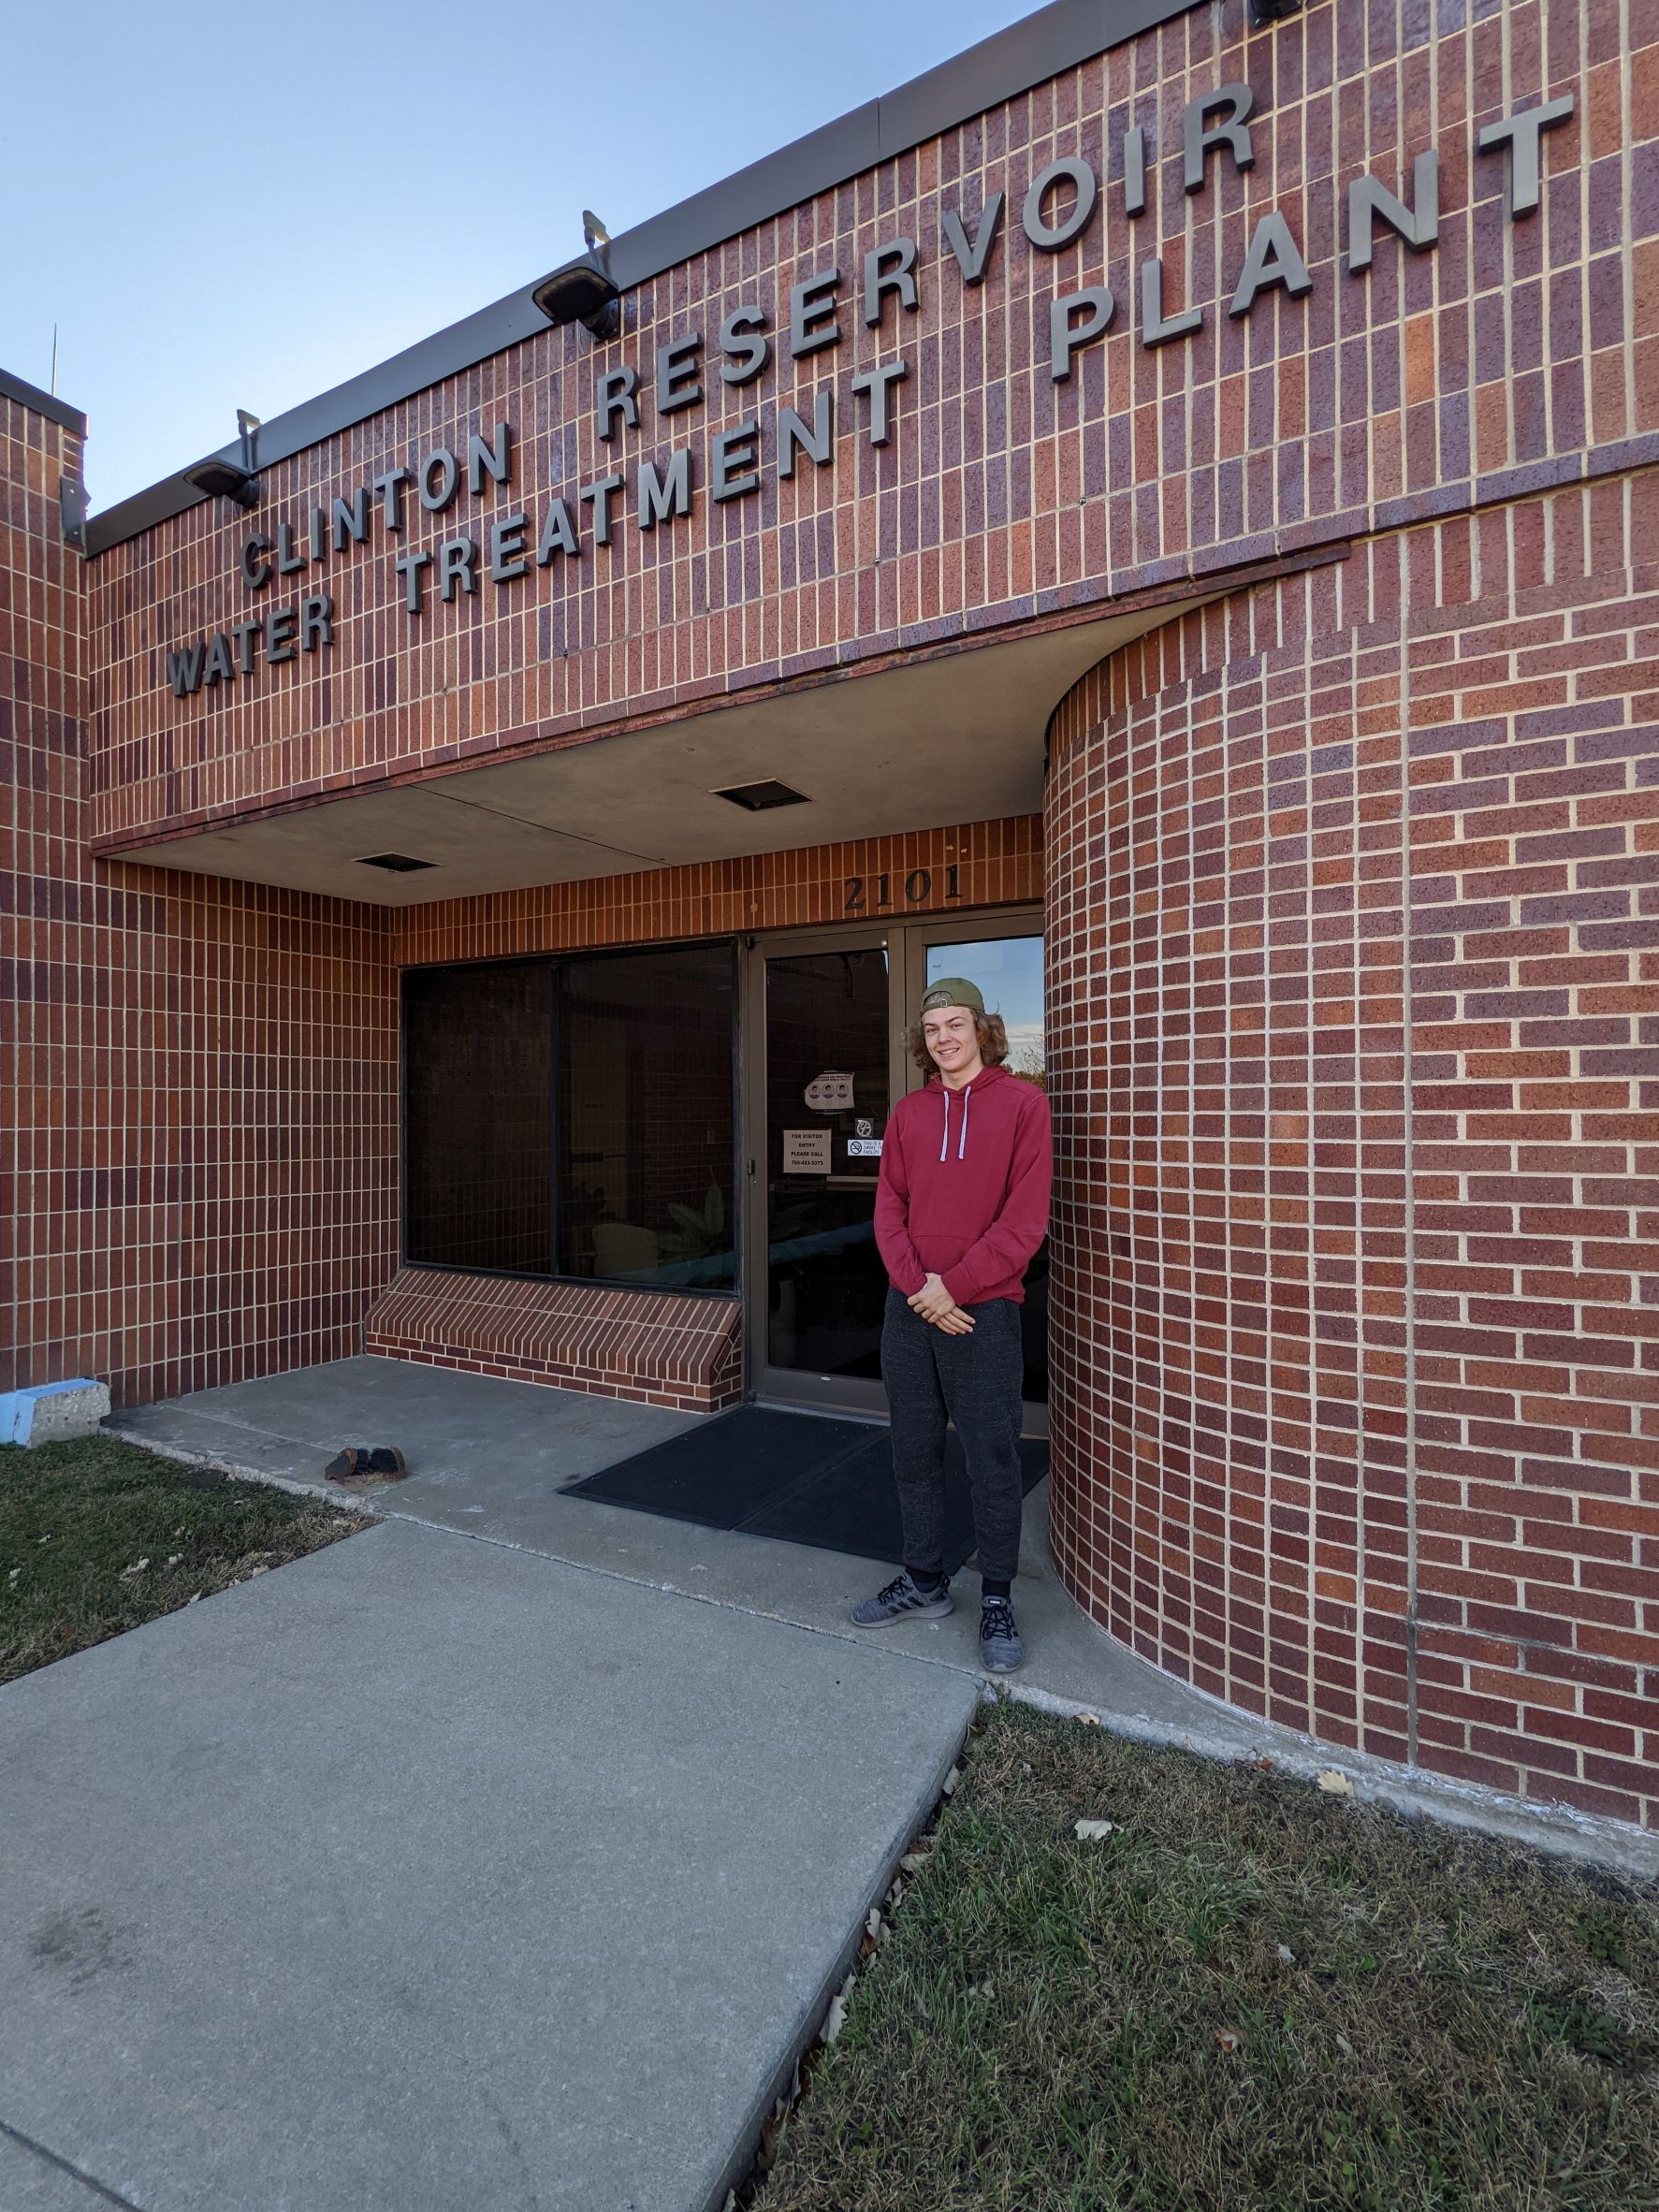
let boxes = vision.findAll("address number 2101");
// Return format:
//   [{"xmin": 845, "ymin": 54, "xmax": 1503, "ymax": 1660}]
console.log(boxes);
[{"xmin": 844, "ymin": 865, "xmax": 961, "ymax": 912}]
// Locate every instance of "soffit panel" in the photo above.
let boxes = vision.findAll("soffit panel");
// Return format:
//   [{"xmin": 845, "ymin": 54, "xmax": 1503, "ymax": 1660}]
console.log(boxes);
[{"xmin": 118, "ymin": 606, "xmax": 1178, "ymax": 906}]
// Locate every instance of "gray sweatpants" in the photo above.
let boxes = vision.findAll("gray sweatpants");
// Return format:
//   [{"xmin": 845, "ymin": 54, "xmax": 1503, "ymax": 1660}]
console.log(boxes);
[{"xmin": 880, "ymin": 1288, "xmax": 1025, "ymax": 1587}]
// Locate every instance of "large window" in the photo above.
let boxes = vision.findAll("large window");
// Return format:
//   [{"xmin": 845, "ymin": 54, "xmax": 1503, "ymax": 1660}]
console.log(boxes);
[
  {"xmin": 557, "ymin": 944, "xmax": 737, "ymax": 1288},
  {"xmin": 402, "ymin": 943, "xmax": 736, "ymax": 1291},
  {"xmin": 403, "ymin": 961, "xmax": 553, "ymax": 1274}
]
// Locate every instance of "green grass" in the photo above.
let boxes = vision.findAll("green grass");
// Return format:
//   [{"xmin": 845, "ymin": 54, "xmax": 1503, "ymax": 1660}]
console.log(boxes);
[
  {"xmin": 0, "ymin": 1433, "xmax": 368, "ymax": 1684},
  {"xmin": 761, "ymin": 1704, "xmax": 1659, "ymax": 2212}
]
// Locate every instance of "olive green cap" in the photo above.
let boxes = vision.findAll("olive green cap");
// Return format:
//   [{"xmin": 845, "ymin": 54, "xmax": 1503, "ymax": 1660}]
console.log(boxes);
[{"xmin": 920, "ymin": 975, "xmax": 985, "ymax": 1014}]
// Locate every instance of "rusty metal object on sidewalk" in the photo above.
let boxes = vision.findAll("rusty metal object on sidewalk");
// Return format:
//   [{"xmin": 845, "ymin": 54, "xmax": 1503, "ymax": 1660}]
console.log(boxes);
[{"xmin": 324, "ymin": 1447, "xmax": 408, "ymax": 1486}]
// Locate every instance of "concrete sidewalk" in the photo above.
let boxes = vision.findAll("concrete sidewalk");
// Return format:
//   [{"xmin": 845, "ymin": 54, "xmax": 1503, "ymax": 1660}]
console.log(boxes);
[
  {"xmin": 0, "ymin": 1514, "xmax": 976, "ymax": 2212},
  {"xmin": 109, "ymin": 1358, "xmax": 1659, "ymax": 1879},
  {"xmin": 29, "ymin": 1352, "xmax": 1645, "ymax": 2212}
]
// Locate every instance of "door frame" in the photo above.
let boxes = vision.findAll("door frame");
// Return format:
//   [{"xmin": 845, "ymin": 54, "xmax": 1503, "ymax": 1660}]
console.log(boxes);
[
  {"xmin": 898, "ymin": 906, "xmax": 1044, "ymax": 1043},
  {"xmin": 904, "ymin": 906, "xmax": 1048, "ymax": 1439},
  {"xmin": 740, "ymin": 922, "xmax": 901, "ymax": 1419},
  {"xmin": 739, "ymin": 904, "xmax": 1045, "ymax": 1419}
]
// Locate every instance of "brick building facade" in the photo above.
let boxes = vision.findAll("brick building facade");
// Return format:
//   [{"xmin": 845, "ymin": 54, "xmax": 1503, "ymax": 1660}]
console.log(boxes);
[{"xmin": 4, "ymin": 0, "xmax": 1655, "ymax": 1827}]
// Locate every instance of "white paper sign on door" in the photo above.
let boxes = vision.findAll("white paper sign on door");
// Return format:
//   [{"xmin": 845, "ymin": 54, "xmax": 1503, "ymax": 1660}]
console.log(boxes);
[
  {"xmin": 782, "ymin": 1128, "xmax": 833, "ymax": 1173},
  {"xmin": 804, "ymin": 1069, "xmax": 854, "ymax": 1112}
]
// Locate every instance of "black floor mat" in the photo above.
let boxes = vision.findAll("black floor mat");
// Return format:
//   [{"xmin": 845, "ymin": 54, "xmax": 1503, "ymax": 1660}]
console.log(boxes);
[{"xmin": 564, "ymin": 1404, "xmax": 1048, "ymax": 1572}]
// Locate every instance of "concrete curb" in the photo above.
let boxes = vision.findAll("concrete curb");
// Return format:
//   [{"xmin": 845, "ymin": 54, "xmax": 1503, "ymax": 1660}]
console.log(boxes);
[
  {"xmin": 701, "ymin": 1704, "xmax": 973, "ymax": 2212},
  {"xmin": 98, "ymin": 1428, "xmax": 360, "ymax": 1508},
  {"xmin": 995, "ymin": 1681, "xmax": 1659, "ymax": 1882},
  {"xmin": 4, "ymin": 1381, "xmax": 110, "ymax": 1447}
]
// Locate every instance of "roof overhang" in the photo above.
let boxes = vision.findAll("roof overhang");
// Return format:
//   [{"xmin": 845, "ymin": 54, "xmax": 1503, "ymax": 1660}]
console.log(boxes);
[{"xmin": 110, "ymin": 604, "xmax": 1186, "ymax": 907}]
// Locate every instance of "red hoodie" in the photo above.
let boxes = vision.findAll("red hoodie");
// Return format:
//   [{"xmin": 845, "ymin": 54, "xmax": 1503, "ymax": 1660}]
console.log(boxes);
[{"xmin": 874, "ymin": 1062, "xmax": 1053, "ymax": 1306}]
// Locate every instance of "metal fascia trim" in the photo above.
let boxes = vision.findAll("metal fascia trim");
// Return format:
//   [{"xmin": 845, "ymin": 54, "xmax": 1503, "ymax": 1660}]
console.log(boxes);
[{"xmin": 0, "ymin": 366, "xmax": 87, "ymax": 437}]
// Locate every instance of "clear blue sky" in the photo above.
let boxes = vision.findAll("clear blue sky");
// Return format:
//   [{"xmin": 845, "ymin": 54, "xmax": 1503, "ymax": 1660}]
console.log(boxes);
[{"xmin": 7, "ymin": 0, "xmax": 1035, "ymax": 513}]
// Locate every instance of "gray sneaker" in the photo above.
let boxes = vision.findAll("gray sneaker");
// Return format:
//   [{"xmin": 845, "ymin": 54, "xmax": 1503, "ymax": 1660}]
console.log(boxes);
[
  {"xmin": 850, "ymin": 1570, "xmax": 954, "ymax": 1626},
  {"xmin": 979, "ymin": 1596, "xmax": 1024, "ymax": 1672}
]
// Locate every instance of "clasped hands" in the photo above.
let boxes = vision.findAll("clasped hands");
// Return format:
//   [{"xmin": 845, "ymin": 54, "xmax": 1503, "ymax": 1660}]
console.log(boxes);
[{"xmin": 908, "ymin": 1272, "xmax": 975, "ymax": 1335}]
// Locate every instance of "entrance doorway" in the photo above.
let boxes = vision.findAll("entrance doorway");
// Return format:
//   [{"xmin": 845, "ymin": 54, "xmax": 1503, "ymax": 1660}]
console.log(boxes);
[{"xmin": 740, "ymin": 910, "xmax": 1046, "ymax": 1424}]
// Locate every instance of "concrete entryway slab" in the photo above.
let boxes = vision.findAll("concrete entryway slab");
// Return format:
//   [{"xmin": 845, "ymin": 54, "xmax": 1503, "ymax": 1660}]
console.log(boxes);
[
  {"xmin": 0, "ymin": 1518, "xmax": 976, "ymax": 2212},
  {"xmin": 109, "ymin": 1358, "xmax": 1282, "ymax": 1757},
  {"xmin": 109, "ymin": 1353, "xmax": 699, "ymax": 1496}
]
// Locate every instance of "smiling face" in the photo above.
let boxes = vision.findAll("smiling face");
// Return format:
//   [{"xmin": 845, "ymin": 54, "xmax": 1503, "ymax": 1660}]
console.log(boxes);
[{"xmin": 922, "ymin": 1004, "xmax": 984, "ymax": 1086}]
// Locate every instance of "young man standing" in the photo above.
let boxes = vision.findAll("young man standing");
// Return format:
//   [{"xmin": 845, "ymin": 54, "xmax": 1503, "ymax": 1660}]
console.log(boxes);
[{"xmin": 851, "ymin": 976, "xmax": 1053, "ymax": 1671}]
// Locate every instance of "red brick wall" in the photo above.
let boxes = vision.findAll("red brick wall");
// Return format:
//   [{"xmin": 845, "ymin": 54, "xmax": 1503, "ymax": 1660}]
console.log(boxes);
[
  {"xmin": 1, "ymin": 394, "xmax": 400, "ymax": 1408},
  {"xmin": 1047, "ymin": 473, "xmax": 1659, "ymax": 1827},
  {"xmin": 7, "ymin": 0, "xmax": 1657, "ymax": 1833},
  {"xmin": 390, "ymin": 816, "xmax": 1040, "ymax": 966},
  {"xmin": 85, "ymin": 0, "xmax": 1648, "ymax": 857},
  {"xmin": 363, "ymin": 1270, "xmax": 744, "ymax": 1414},
  {"xmin": 7, "ymin": 426, "xmax": 1038, "ymax": 1422}
]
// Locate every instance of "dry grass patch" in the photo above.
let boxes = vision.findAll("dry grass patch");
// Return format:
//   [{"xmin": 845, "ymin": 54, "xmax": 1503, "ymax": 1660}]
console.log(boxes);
[
  {"xmin": 762, "ymin": 1703, "xmax": 1658, "ymax": 2212},
  {"xmin": 1, "ymin": 1433, "xmax": 368, "ymax": 1683}
]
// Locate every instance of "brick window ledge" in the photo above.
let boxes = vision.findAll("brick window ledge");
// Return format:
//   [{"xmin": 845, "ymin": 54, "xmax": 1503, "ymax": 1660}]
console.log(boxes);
[{"xmin": 363, "ymin": 1268, "xmax": 742, "ymax": 1413}]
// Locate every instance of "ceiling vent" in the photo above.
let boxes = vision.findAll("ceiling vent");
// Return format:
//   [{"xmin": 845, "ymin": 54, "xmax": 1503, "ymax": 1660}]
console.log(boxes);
[{"xmin": 711, "ymin": 780, "xmax": 810, "ymax": 812}]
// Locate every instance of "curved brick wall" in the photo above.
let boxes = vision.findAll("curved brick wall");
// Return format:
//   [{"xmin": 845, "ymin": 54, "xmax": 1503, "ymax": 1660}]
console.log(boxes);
[{"xmin": 1045, "ymin": 477, "xmax": 1659, "ymax": 1827}]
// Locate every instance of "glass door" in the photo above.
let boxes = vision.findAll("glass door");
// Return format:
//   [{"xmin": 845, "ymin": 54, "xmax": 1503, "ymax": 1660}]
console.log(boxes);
[
  {"xmin": 741, "ymin": 910, "xmax": 1046, "ymax": 1423},
  {"xmin": 746, "ymin": 932, "xmax": 902, "ymax": 1416},
  {"xmin": 904, "ymin": 916, "xmax": 1048, "ymax": 1421}
]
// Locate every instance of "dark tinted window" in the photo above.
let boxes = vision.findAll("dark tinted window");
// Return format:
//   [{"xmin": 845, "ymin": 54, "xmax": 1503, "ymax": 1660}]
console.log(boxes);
[
  {"xmin": 558, "ymin": 944, "xmax": 736, "ymax": 1289},
  {"xmin": 402, "ymin": 943, "xmax": 735, "ymax": 1291},
  {"xmin": 403, "ymin": 961, "xmax": 552, "ymax": 1273}
]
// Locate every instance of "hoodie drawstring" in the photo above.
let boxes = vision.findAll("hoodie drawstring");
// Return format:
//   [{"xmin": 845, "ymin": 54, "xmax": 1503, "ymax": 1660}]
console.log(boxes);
[{"xmin": 939, "ymin": 1083, "xmax": 972, "ymax": 1163}]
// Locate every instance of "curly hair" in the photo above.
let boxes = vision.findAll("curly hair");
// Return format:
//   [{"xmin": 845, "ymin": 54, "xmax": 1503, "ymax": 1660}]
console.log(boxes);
[{"xmin": 907, "ymin": 1008, "xmax": 1009, "ymax": 1078}]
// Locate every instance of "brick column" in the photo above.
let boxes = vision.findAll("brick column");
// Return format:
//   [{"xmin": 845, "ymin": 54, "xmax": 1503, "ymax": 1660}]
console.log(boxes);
[{"xmin": 1046, "ymin": 478, "xmax": 1658, "ymax": 1829}]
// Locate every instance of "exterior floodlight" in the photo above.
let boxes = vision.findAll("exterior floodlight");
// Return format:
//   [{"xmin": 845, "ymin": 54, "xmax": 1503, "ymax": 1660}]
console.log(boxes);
[
  {"xmin": 1249, "ymin": 0, "xmax": 1303, "ymax": 19},
  {"xmin": 533, "ymin": 212, "xmax": 622, "ymax": 342},
  {"xmin": 184, "ymin": 408, "xmax": 264, "ymax": 509},
  {"xmin": 184, "ymin": 456, "xmax": 261, "ymax": 510},
  {"xmin": 532, "ymin": 261, "xmax": 621, "ymax": 342},
  {"xmin": 186, "ymin": 406, "xmax": 263, "ymax": 509}
]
